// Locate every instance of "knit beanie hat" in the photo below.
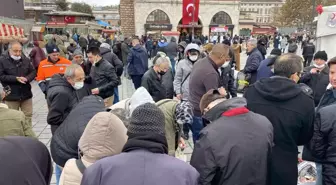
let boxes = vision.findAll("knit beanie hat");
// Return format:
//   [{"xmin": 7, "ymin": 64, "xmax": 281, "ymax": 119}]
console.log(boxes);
[
  {"xmin": 46, "ymin": 44, "xmax": 60, "ymax": 54},
  {"xmin": 314, "ymin": 51, "xmax": 328, "ymax": 61},
  {"xmin": 129, "ymin": 103, "xmax": 165, "ymax": 136},
  {"xmin": 73, "ymin": 49, "xmax": 83, "ymax": 57}
]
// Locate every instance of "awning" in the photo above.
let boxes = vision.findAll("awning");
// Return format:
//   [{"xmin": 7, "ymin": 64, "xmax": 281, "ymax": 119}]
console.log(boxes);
[
  {"xmin": 0, "ymin": 23, "xmax": 25, "ymax": 39},
  {"xmin": 97, "ymin": 20, "xmax": 110, "ymax": 27}
]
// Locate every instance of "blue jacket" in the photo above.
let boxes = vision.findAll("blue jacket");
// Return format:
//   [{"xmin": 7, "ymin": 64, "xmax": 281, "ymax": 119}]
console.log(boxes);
[
  {"xmin": 257, "ymin": 58, "xmax": 274, "ymax": 80},
  {"xmin": 127, "ymin": 45, "xmax": 148, "ymax": 75},
  {"xmin": 243, "ymin": 48, "xmax": 263, "ymax": 84}
]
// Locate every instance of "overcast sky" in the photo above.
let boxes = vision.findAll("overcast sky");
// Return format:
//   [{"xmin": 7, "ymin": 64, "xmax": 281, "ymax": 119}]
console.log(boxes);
[{"xmin": 70, "ymin": 0, "xmax": 120, "ymax": 6}]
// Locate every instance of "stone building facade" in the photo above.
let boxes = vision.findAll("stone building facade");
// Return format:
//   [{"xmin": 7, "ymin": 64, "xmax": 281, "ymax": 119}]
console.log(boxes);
[{"xmin": 120, "ymin": 0, "xmax": 240, "ymax": 37}]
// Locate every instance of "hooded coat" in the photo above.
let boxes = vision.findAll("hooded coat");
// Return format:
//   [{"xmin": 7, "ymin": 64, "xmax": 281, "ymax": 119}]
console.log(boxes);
[
  {"xmin": 59, "ymin": 112, "xmax": 127, "ymax": 185},
  {"xmin": 191, "ymin": 98, "xmax": 273, "ymax": 185},
  {"xmin": 0, "ymin": 136, "xmax": 53, "ymax": 185},
  {"xmin": 165, "ymin": 37, "xmax": 178, "ymax": 59},
  {"xmin": 244, "ymin": 76, "xmax": 315, "ymax": 185},
  {"xmin": 50, "ymin": 95, "xmax": 106, "ymax": 167},
  {"xmin": 99, "ymin": 47, "xmax": 123, "ymax": 77},
  {"xmin": 127, "ymin": 44, "xmax": 148, "ymax": 76}
]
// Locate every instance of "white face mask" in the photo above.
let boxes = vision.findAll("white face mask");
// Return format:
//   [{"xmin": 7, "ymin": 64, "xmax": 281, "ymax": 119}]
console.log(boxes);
[
  {"xmin": 222, "ymin": 61, "xmax": 230, "ymax": 68},
  {"xmin": 73, "ymin": 81, "xmax": 84, "ymax": 90},
  {"xmin": 313, "ymin": 63, "xmax": 325, "ymax": 69},
  {"xmin": 11, "ymin": 55, "xmax": 21, "ymax": 60},
  {"xmin": 271, "ymin": 68, "xmax": 274, "ymax": 73},
  {"xmin": 189, "ymin": 55, "xmax": 198, "ymax": 62}
]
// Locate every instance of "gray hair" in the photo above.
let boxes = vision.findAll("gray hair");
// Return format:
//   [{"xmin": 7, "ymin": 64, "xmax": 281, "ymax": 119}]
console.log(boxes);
[
  {"xmin": 8, "ymin": 41, "xmax": 22, "ymax": 49},
  {"xmin": 154, "ymin": 56, "xmax": 169, "ymax": 66},
  {"xmin": 274, "ymin": 53, "xmax": 303, "ymax": 78},
  {"xmin": 247, "ymin": 38, "xmax": 258, "ymax": 46},
  {"xmin": 64, "ymin": 64, "xmax": 82, "ymax": 78}
]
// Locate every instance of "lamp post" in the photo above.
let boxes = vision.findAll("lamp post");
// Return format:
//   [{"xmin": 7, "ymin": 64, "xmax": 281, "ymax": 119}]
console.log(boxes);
[{"xmin": 311, "ymin": 0, "xmax": 316, "ymax": 33}]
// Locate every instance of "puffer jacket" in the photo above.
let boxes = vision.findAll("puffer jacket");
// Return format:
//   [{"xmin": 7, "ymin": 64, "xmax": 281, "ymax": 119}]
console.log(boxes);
[
  {"xmin": 156, "ymin": 99, "xmax": 179, "ymax": 156},
  {"xmin": 47, "ymin": 74, "xmax": 81, "ymax": 134},
  {"xmin": 0, "ymin": 51, "xmax": 36, "ymax": 101},
  {"xmin": 243, "ymin": 47, "xmax": 263, "ymax": 85},
  {"xmin": 173, "ymin": 43, "xmax": 199, "ymax": 101},
  {"xmin": 90, "ymin": 58, "xmax": 119, "ymax": 99},
  {"xmin": 0, "ymin": 104, "xmax": 35, "ymax": 137},
  {"xmin": 50, "ymin": 95, "xmax": 106, "ymax": 167},
  {"xmin": 59, "ymin": 112, "xmax": 127, "ymax": 185}
]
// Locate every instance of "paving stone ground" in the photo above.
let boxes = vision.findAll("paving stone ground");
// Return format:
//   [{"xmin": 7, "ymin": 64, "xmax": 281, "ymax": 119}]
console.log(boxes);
[{"xmin": 31, "ymin": 47, "xmax": 281, "ymax": 184}]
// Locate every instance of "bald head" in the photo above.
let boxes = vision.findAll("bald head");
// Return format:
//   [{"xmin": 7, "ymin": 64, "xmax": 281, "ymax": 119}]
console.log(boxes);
[{"xmin": 209, "ymin": 44, "xmax": 230, "ymax": 67}]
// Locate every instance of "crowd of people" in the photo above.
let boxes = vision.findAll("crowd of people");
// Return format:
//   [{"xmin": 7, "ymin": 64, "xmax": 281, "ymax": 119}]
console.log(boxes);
[{"xmin": 0, "ymin": 29, "xmax": 335, "ymax": 185}]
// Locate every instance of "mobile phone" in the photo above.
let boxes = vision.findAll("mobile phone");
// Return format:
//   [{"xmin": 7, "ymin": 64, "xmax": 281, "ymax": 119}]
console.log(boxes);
[{"xmin": 4, "ymin": 86, "xmax": 11, "ymax": 95}]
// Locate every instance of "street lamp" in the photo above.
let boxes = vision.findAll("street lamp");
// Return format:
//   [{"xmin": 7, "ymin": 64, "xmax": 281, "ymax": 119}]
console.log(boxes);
[{"xmin": 311, "ymin": 0, "xmax": 316, "ymax": 32}]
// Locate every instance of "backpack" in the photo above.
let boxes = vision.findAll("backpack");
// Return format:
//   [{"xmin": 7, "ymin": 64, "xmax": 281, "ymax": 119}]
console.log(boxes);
[{"xmin": 75, "ymin": 159, "xmax": 86, "ymax": 174}]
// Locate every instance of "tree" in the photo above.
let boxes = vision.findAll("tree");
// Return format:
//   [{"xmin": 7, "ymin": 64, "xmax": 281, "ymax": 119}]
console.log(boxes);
[
  {"xmin": 271, "ymin": 0, "xmax": 336, "ymax": 28},
  {"xmin": 55, "ymin": 0, "xmax": 69, "ymax": 11},
  {"xmin": 71, "ymin": 2, "xmax": 93, "ymax": 14}
]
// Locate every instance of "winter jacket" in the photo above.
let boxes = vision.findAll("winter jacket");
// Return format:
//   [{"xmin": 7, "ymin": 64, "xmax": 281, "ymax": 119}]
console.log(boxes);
[
  {"xmin": 141, "ymin": 67, "xmax": 166, "ymax": 102},
  {"xmin": 257, "ymin": 57, "xmax": 275, "ymax": 80},
  {"xmin": 50, "ymin": 95, "xmax": 106, "ymax": 167},
  {"xmin": 161, "ymin": 68, "xmax": 174, "ymax": 99},
  {"xmin": 244, "ymin": 76, "xmax": 315, "ymax": 185},
  {"xmin": 189, "ymin": 56, "xmax": 221, "ymax": 116},
  {"xmin": 220, "ymin": 64, "xmax": 237, "ymax": 99},
  {"xmin": 59, "ymin": 112, "xmax": 127, "ymax": 185},
  {"xmin": 156, "ymin": 99, "xmax": 179, "ymax": 156},
  {"xmin": 90, "ymin": 58, "xmax": 119, "ymax": 99},
  {"xmin": 302, "ymin": 43, "xmax": 315, "ymax": 57},
  {"xmin": 80, "ymin": 150, "xmax": 199, "ymax": 185},
  {"xmin": 257, "ymin": 44, "xmax": 267, "ymax": 60},
  {"xmin": 121, "ymin": 42, "xmax": 129, "ymax": 65},
  {"xmin": 0, "ymin": 104, "xmax": 35, "ymax": 137},
  {"xmin": 127, "ymin": 44, "xmax": 148, "ymax": 75},
  {"xmin": 29, "ymin": 46, "xmax": 46, "ymax": 68},
  {"xmin": 88, "ymin": 39, "xmax": 101, "ymax": 49},
  {"xmin": 66, "ymin": 45, "xmax": 77, "ymax": 61},
  {"xmin": 46, "ymin": 74, "xmax": 81, "ymax": 134},
  {"xmin": 79, "ymin": 36, "xmax": 88, "ymax": 48},
  {"xmin": 173, "ymin": 43, "xmax": 199, "ymax": 101},
  {"xmin": 0, "ymin": 136, "xmax": 53, "ymax": 185},
  {"xmin": 191, "ymin": 98, "xmax": 273, "ymax": 185},
  {"xmin": 165, "ymin": 37, "xmax": 178, "ymax": 58},
  {"xmin": 299, "ymin": 66, "xmax": 329, "ymax": 106},
  {"xmin": 56, "ymin": 39, "xmax": 67, "ymax": 58},
  {"xmin": 177, "ymin": 41, "xmax": 187, "ymax": 61},
  {"xmin": 243, "ymin": 47, "xmax": 263, "ymax": 85},
  {"xmin": 0, "ymin": 51, "xmax": 36, "ymax": 101},
  {"xmin": 99, "ymin": 47, "xmax": 123, "ymax": 80}
]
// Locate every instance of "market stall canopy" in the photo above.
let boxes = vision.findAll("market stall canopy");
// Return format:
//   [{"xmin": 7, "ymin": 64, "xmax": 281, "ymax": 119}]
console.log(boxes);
[
  {"xmin": 0, "ymin": 23, "xmax": 27, "ymax": 43},
  {"xmin": 97, "ymin": 20, "xmax": 110, "ymax": 27}
]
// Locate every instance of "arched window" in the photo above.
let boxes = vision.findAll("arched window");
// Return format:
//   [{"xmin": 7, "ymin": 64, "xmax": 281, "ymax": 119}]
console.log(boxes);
[
  {"xmin": 210, "ymin": 11, "xmax": 233, "ymax": 25},
  {"xmin": 146, "ymin": 9, "xmax": 170, "ymax": 24}
]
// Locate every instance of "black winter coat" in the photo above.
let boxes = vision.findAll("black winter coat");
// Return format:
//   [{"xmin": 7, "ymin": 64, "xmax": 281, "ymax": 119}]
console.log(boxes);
[
  {"xmin": 243, "ymin": 48, "xmax": 263, "ymax": 85},
  {"xmin": 99, "ymin": 47, "xmax": 124, "ymax": 77},
  {"xmin": 90, "ymin": 58, "xmax": 119, "ymax": 99},
  {"xmin": 191, "ymin": 98, "xmax": 273, "ymax": 185},
  {"xmin": 220, "ymin": 65, "xmax": 237, "ymax": 99},
  {"xmin": 302, "ymin": 43, "xmax": 315, "ymax": 57},
  {"xmin": 299, "ymin": 66, "xmax": 329, "ymax": 106},
  {"xmin": 47, "ymin": 74, "xmax": 81, "ymax": 134},
  {"xmin": 244, "ymin": 76, "xmax": 315, "ymax": 185},
  {"xmin": 141, "ymin": 67, "xmax": 166, "ymax": 102},
  {"xmin": 50, "ymin": 95, "xmax": 105, "ymax": 167},
  {"xmin": 161, "ymin": 68, "xmax": 174, "ymax": 99},
  {"xmin": 0, "ymin": 51, "xmax": 36, "ymax": 101}
]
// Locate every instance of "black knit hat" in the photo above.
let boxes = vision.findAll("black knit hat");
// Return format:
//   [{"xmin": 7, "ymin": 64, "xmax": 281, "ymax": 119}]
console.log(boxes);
[
  {"xmin": 46, "ymin": 45, "xmax": 60, "ymax": 54},
  {"xmin": 129, "ymin": 103, "xmax": 165, "ymax": 136},
  {"xmin": 314, "ymin": 51, "xmax": 328, "ymax": 61}
]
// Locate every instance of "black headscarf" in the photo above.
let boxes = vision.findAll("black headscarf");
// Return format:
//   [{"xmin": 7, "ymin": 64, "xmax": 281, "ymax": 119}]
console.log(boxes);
[{"xmin": 0, "ymin": 137, "xmax": 53, "ymax": 185}]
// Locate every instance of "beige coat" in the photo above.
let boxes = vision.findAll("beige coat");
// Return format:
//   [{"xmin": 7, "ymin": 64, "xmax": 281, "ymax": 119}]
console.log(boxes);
[{"xmin": 59, "ymin": 112, "xmax": 128, "ymax": 185}]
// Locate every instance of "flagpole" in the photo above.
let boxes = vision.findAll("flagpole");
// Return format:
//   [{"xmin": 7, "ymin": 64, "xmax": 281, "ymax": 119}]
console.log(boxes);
[{"xmin": 191, "ymin": 0, "xmax": 195, "ymax": 40}]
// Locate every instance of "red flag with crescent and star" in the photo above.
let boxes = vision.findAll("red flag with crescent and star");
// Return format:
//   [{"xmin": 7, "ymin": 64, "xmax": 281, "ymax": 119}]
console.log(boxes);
[
  {"xmin": 182, "ymin": 0, "xmax": 200, "ymax": 25},
  {"xmin": 64, "ymin": 16, "xmax": 76, "ymax": 23}
]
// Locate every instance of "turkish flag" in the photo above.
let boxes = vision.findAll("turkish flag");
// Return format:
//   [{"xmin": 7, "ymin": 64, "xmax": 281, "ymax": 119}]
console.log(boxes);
[
  {"xmin": 182, "ymin": 0, "xmax": 200, "ymax": 25},
  {"xmin": 64, "ymin": 16, "xmax": 76, "ymax": 23}
]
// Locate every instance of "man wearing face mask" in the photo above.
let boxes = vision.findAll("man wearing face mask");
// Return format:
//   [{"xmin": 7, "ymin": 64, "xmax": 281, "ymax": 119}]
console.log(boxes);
[
  {"xmin": 299, "ymin": 51, "xmax": 329, "ymax": 106},
  {"xmin": 87, "ymin": 47, "xmax": 119, "ymax": 107},
  {"xmin": 188, "ymin": 44, "xmax": 229, "ymax": 143},
  {"xmin": 47, "ymin": 64, "xmax": 86, "ymax": 134},
  {"xmin": 244, "ymin": 53, "xmax": 315, "ymax": 185},
  {"xmin": 0, "ymin": 41, "xmax": 36, "ymax": 126},
  {"xmin": 141, "ymin": 56, "xmax": 170, "ymax": 102}
]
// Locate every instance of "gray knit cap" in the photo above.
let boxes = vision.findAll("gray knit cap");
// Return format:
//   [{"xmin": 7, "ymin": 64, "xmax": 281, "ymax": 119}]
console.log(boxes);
[
  {"xmin": 129, "ymin": 103, "xmax": 165, "ymax": 136},
  {"xmin": 73, "ymin": 49, "xmax": 83, "ymax": 56}
]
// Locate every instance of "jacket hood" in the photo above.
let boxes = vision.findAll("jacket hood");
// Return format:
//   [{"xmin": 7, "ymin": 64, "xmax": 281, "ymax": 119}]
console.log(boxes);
[
  {"xmin": 79, "ymin": 112, "xmax": 128, "ymax": 163},
  {"xmin": 0, "ymin": 137, "xmax": 53, "ymax": 185},
  {"xmin": 48, "ymin": 74, "xmax": 74, "ymax": 90},
  {"xmin": 99, "ymin": 47, "xmax": 111, "ymax": 55},
  {"xmin": 203, "ymin": 98, "xmax": 247, "ymax": 122},
  {"xmin": 254, "ymin": 76, "xmax": 302, "ymax": 101},
  {"xmin": 184, "ymin": 43, "xmax": 201, "ymax": 55},
  {"xmin": 170, "ymin": 37, "xmax": 176, "ymax": 42},
  {"xmin": 178, "ymin": 41, "xmax": 187, "ymax": 49},
  {"xmin": 129, "ymin": 87, "xmax": 154, "ymax": 116}
]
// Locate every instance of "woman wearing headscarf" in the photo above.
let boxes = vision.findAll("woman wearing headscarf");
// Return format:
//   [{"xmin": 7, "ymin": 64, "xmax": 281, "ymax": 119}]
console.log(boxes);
[{"xmin": 0, "ymin": 136, "xmax": 53, "ymax": 185}]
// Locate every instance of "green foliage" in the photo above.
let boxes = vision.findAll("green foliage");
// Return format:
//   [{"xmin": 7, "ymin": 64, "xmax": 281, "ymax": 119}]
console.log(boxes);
[
  {"xmin": 71, "ymin": 2, "xmax": 93, "ymax": 14},
  {"xmin": 55, "ymin": 0, "xmax": 69, "ymax": 11}
]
